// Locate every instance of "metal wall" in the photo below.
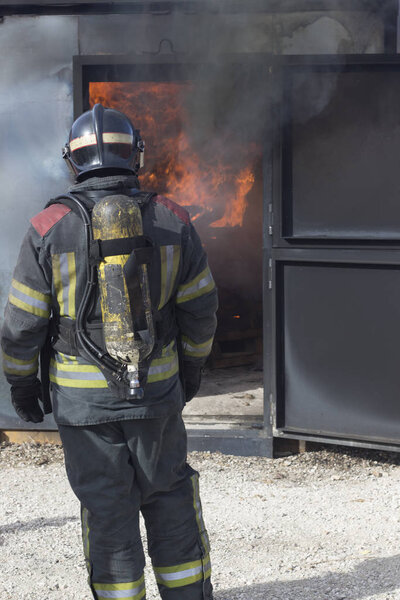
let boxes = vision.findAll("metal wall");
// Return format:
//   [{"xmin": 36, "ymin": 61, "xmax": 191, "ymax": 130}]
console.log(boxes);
[{"xmin": 0, "ymin": 7, "xmax": 387, "ymax": 430}]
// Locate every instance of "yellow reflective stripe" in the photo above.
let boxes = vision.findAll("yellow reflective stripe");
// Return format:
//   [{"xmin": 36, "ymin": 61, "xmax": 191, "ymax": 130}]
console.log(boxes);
[
  {"xmin": 181, "ymin": 335, "xmax": 213, "ymax": 358},
  {"xmin": 94, "ymin": 574, "xmax": 145, "ymax": 598},
  {"xmin": 52, "ymin": 252, "xmax": 76, "ymax": 318},
  {"xmin": 67, "ymin": 252, "xmax": 76, "ymax": 319},
  {"xmin": 159, "ymin": 245, "xmax": 180, "ymax": 309},
  {"xmin": 147, "ymin": 342, "xmax": 179, "ymax": 383},
  {"xmin": 57, "ymin": 352, "xmax": 79, "ymax": 365},
  {"xmin": 49, "ymin": 374, "xmax": 108, "ymax": 388},
  {"xmin": 11, "ymin": 279, "xmax": 50, "ymax": 304},
  {"xmin": 52, "ymin": 254, "xmax": 63, "ymax": 314},
  {"xmin": 155, "ymin": 558, "xmax": 203, "ymax": 575},
  {"xmin": 50, "ymin": 358, "xmax": 108, "ymax": 388},
  {"xmin": 9, "ymin": 293, "xmax": 50, "ymax": 318},
  {"xmin": 81, "ymin": 506, "xmax": 91, "ymax": 575},
  {"xmin": 3, "ymin": 351, "xmax": 38, "ymax": 376},
  {"xmin": 3, "ymin": 364, "xmax": 38, "ymax": 376},
  {"xmin": 3, "ymin": 351, "xmax": 39, "ymax": 366},
  {"xmin": 154, "ymin": 557, "xmax": 206, "ymax": 588},
  {"xmin": 147, "ymin": 354, "xmax": 179, "ymax": 384},
  {"xmin": 94, "ymin": 577, "xmax": 144, "ymax": 591},
  {"xmin": 191, "ymin": 474, "xmax": 210, "ymax": 553},
  {"xmin": 176, "ymin": 265, "xmax": 215, "ymax": 305},
  {"xmin": 51, "ymin": 359, "xmax": 102, "ymax": 373}
]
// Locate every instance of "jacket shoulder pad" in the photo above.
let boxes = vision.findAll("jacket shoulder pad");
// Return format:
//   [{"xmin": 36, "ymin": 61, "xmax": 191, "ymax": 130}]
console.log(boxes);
[
  {"xmin": 154, "ymin": 195, "xmax": 190, "ymax": 225},
  {"xmin": 30, "ymin": 204, "xmax": 71, "ymax": 237}
]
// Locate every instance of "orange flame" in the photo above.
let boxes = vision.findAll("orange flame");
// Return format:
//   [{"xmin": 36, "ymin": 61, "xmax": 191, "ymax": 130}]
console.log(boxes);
[{"xmin": 89, "ymin": 81, "xmax": 257, "ymax": 228}]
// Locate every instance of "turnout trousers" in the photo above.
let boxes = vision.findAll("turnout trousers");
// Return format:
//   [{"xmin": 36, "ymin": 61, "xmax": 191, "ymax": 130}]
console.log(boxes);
[{"xmin": 58, "ymin": 412, "xmax": 213, "ymax": 600}]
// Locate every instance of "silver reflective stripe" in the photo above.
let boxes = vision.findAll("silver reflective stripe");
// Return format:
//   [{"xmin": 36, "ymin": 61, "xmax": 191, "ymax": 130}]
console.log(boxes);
[
  {"xmin": 10, "ymin": 285, "xmax": 49, "ymax": 311},
  {"xmin": 191, "ymin": 474, "xmax": 210, "ymax": 553},
  {"xmin": 165, "ymin": 245, "xmax": 175, "ymax": 300},
  {"xmin": 176, "ymin": 268, "xmax": 214, "ymax": 303},
  {"xmin": 148, "ymin": 355, "xmax": 178, "ymax": 377},
  {"xmin": 182, "ymin": 338, "xmax": 213, "ymax": 356},
  {"xmin": 159, "ymin": 245, "xmax": 180, "ymax": 309},
  {"xmin": 95, "ymin": 583, "xmax": 145, "ymax": 598},
  {"xmin": 59, "ymin": 253, "xmax": 71, "ymax": 317},
  {"xmin": 3, "ymin": 358, "xmax": 37, "ymax": 372},
  {"xmin": 157, "ymin": 565, "xmax": 203, "ymax": 583}
]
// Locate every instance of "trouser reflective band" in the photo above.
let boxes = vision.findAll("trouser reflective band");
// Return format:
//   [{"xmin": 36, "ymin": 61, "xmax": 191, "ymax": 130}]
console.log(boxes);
[
  {"xmin": 154, "ymin": 555, "xmax": 211, "ymax": 589},
  {"xmin": 93, "ymin": 576, "xmax": 146, "ymax": 599},
  {"xmin": 191, "ymin": 473, "xmax": 211, "ymax": 554}
]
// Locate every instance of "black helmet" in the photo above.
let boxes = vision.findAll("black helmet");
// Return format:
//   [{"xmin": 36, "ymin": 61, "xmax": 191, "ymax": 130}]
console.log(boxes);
[{"xmin": 63, "ymin": 103, "xmax": 145, "ymax": 181}]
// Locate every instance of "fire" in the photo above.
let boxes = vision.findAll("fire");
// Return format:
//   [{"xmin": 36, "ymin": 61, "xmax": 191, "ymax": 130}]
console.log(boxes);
[{"xmin": 89, "ymin": 81, "xmax": 257, "ymax": 228}]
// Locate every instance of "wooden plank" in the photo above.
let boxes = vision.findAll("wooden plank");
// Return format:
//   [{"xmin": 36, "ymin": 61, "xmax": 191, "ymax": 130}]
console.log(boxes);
[{"xmin": 0, "ymin": 430, "xmax": 62, "ymax": 445}]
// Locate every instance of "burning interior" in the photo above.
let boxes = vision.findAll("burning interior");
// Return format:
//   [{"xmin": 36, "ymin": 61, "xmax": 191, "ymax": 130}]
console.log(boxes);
[{"xmin": 87, "ymin": 73, "xmax": 263, "ymax": 368}]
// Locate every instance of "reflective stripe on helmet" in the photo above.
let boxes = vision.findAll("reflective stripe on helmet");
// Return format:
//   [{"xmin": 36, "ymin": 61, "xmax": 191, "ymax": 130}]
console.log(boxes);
[
  {"xmin": 70, "ymin": 132, "xmax": 134, "ymax": 152},
  {"xmin": 93, "ymin": 575, "xmax": 145, "ymax": 599},
  {"xmin": 176, "ymin": 265, "xmax": 215, "ymax": 304},
  {"xmin": 52, "ymin": 252, "xmax": 76, "ymax": 319}
]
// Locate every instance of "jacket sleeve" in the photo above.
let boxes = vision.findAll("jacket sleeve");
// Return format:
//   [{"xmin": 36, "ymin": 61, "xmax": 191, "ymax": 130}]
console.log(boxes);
[
  {"xmin": 1, "ymin": 226, "xmax": 52, "ymax": 387},
  {"xmin": 175, "ymin": 222, "xmax": 218, "ymax": 365}
]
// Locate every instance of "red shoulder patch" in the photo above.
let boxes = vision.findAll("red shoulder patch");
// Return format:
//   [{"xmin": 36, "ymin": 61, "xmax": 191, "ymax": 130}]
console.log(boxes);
[
  {"xmin": 30, "ymin": 204, "xmax": 71, "ymax": 237},
  {"xmin": 154, "ymin": 195, "xmax": 190, "ymax": 225}
]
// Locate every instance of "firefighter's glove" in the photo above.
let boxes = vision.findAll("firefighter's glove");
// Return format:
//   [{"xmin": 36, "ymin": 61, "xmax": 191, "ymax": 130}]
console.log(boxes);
[
  {"xmin": 182, "ymin": 362, "xmax": 202, "ymax": 403},
  {"xmin": 11, "ymin": 379, "xmax": 44, "ymax": 423}
]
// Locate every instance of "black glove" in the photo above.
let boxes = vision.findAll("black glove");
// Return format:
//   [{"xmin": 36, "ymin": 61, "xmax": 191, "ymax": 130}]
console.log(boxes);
[
  {"xmin": 11, "ymin": 379, "xmax": 44, "ymax": 423},
  {"xmin": 182, "ymin": 362, "xmax": 202, "ymax": 403}
]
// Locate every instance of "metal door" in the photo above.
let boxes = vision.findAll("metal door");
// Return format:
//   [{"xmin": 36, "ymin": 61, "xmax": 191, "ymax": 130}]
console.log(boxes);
[{"xmin": 268, "ymin": 55, "xmax": 400, "ymax": 451}]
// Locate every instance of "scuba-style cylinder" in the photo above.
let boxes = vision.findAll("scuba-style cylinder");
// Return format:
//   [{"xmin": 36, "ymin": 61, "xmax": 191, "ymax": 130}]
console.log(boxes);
[{"xmin": 91, "ymin": 194, "xmax": 155, "ymax": 399}]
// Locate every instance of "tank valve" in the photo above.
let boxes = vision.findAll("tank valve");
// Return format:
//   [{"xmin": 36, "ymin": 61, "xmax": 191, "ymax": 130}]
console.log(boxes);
[{"xmin": 126, "ymin": 364, "xmax": 144, "ymax": 400}]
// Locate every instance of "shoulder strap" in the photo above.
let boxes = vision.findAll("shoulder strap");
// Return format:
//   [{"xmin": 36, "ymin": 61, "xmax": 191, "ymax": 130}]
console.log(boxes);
[
  {"xmin": 46, "ymin": 193, "xmax": 95, "ymax": 216},
  {"xmin": 130, "ymin": 190, "xmax": 157, "ymax": 207}
]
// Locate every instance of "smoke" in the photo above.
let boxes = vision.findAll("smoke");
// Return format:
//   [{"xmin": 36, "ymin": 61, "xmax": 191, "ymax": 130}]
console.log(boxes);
[
  {"xmin": 0, "ymin": 15, "xmax": 77, "ymax": 421},
  {"xmin": 0, "ymin": 16, "xmax": 77, "ymax": 263},
  {"xmin": 80, "ymin": 5, "xmax": 391, "ymax": 298}
]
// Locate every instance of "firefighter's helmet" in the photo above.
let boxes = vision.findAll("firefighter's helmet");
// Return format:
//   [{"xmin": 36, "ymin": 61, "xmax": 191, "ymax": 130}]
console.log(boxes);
[{"xmin": 63, "ymin": 103, "xmax": 144, "ymax": 181}]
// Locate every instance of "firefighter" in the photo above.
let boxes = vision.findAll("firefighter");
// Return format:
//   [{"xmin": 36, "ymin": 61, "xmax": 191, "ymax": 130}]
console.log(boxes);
[{"xmin": 1, "ymin": 104, "xmax": 217, "ymax": 600}]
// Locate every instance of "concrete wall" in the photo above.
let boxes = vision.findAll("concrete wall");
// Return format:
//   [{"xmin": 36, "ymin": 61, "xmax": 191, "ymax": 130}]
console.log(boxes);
[{"xmin": 0, "ymin": 8, "xmax": 388, "ymax": 428}]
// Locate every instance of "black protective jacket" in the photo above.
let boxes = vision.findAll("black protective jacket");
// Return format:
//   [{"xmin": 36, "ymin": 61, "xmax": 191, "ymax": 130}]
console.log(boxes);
[{"xmin": 1, "ymin": 176, "xmax": 218, "ymax": 425}]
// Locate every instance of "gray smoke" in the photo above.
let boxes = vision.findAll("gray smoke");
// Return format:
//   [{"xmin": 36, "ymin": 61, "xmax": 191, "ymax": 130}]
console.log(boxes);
[{"xmin": 0, "ymin": 15, "xmax": 76, "ymax": 418}]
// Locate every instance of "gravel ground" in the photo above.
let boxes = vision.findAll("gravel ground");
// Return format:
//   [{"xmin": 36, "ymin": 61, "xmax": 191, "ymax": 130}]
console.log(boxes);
[{"xmin": 2, "ymin": 442, "xmax": 400, "ymax": 599}]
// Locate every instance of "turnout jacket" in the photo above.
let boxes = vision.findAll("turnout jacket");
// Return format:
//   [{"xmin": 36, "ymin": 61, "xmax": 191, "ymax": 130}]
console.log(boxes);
[{"xmin": 1, "ymin": 176, "xmax": 218, "ymax": 426}]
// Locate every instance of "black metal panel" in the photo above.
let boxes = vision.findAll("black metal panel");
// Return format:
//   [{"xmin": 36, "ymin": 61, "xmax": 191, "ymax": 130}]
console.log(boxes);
[
  {"xmin": 277, "ymin": 261, "xmax": 400, "ymax": 443},
  {"xmin": 282, "ymin": 64, "xmax": 400, "ymax": 241}
]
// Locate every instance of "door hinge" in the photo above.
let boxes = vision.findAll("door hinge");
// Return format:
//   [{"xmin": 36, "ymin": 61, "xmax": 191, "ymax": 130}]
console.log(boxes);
[
  {"xmin": 268, "ymin": 203, "xmax": 273, "ymax": 236},
  {"xmin": 268, "ymin": 257, "xmax": 273, "ymax": 290}
]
